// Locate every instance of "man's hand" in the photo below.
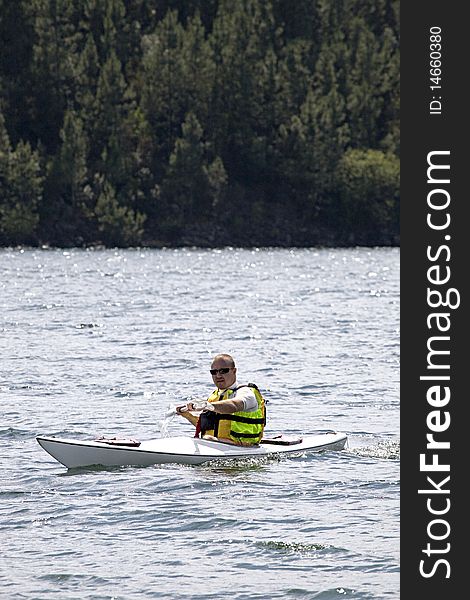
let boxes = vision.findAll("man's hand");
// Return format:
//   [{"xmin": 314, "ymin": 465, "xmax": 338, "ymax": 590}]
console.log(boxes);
[{"xmin": 176, "ymin": 401, "xmax": 214, "ymax": 414}]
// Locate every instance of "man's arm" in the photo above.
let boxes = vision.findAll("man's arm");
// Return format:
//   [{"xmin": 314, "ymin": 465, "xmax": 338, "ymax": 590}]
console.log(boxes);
[
  {"xmin": 211, "ymin": 388, "xmax": 258, "ymax": 414},
  {"xmin": 210, "ymin": 398, "xmax": 245, "ymax": 414}
]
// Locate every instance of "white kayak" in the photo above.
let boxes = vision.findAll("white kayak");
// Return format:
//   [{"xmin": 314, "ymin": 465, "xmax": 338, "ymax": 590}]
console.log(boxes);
[{"xmin": 36, "ymin": 432, "xmax": 348, "ymax": 469}]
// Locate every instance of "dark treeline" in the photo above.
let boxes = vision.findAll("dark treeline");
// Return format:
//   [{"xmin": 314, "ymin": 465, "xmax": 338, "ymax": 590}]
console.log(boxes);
[{"xmin": 0, "ymin": 0, "xmax": 399, "ymax": 248}]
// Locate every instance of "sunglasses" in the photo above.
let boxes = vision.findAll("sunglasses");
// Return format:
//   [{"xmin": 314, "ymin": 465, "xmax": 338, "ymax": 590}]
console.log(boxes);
[{"xmin": 210, "ymin": 368, "xmax": 232, "ymax": 375}]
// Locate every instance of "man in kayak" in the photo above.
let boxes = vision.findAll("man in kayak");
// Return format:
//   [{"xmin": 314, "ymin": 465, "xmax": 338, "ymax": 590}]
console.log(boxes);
[{"xmin": 176, "ymin": 353, "xmax": 266, "ymax": 445}]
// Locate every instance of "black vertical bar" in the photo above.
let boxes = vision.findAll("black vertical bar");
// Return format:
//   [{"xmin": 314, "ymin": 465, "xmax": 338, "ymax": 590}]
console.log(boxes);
[{"xmin": 401, "ymin": 2, "xmax": 465, "ymax": 596}]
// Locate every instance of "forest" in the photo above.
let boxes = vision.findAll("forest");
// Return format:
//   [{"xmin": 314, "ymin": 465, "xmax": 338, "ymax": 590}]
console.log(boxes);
[{"xmin": 0, "ymin": 0, "xmax": 399, "ymax": 248}]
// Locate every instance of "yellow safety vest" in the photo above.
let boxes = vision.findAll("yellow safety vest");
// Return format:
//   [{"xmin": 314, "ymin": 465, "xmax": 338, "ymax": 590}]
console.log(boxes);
[{"xmin": 200, "ymin": 384, "xmax": 266, "ymax": 444}]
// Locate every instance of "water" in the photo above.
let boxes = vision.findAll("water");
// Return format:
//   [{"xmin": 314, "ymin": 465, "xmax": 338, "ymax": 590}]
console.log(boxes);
[{"xmin": 0, "ymin": 247, "xmax": 399, "ymax": 599}]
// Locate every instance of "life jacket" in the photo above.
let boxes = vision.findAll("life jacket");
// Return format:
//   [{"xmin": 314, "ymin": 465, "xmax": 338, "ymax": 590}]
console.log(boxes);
[{"xmin": 197, "ymin": 383, "xmax": 266, "ymax": 445}]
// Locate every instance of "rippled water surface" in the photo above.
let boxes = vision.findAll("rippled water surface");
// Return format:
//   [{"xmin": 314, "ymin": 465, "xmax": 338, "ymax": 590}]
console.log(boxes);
[{"xmin": 1, "ymin": 247, "xmax": 399, "ymax": 599}]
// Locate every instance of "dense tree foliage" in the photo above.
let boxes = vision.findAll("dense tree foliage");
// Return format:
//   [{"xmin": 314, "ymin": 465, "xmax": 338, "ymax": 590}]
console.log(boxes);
[{"xmin": 0, "ymin": 0, "xmax": 399, "ymax": 247}]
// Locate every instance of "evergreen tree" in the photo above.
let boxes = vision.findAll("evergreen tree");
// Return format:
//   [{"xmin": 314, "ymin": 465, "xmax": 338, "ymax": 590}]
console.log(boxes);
[
  {"xmin": 39, "ymin": 109, "xmax": 91, "ymax": 245},
  {"xmin": 83, "ymin": 0, "xmax": 126, "ymax": 65},
  {"xmin": 53, "ymin": 110, "xmax": 90, "ymax": 240},
  {"xmin": 119, "ymin": 0, "xmax": 160, "ymax": 75},
  {"xmin": 93, "ymin": 49, "xmax": 140, "ymax": 197},
  {"xmin": 75, "ymin": 32, "xmax": 100, "ymax": 132},
  {"xmin": 161, "ymin": 112, "xmax": 226, "ymax": 235},
  {"xmin": 277, "ymin": 39, "xmax": 349, "ymax": 212},
  {"xmin": 30, "ymin": 0, "xmax": 84, "ymax": 151},
  {"xmin": 276, "ymin": 39, "xmax": 315, "ymax": 121},
  {"xmin": 345, "ymin": 17, "xmax": 384, "ymax": 148},
  {"xmin": 180, "ymin": 13, "xmax": 215, "ymax": 132},
  {"xmin": 57, "ymin": 110, "xmax": 89, "ymax": 208},
  {"xmin": 101, "ymin": 0, "xmax": 126, "ymax": 55},
  {"xmin": 140, "ymin": 11, "xmax": 187, "ymax": 173},
  {"xmin": 94, "ymin": 177, "xmax": 146, "ymax": 246},
  {"xmin": 205, "ymin": 155, "xmax": 228, "ymax": 209},
  {"xmin": 0, "ymin": 112, "xmax": 43, "ymax": 244},
  {"xmin": 0, "ymin": 111, "xmax": 13, "ymax": 234},
  {"xmin": 0, "ymin": 110, "xmax": 11, "ymax": 171},
  {"xmin": 210, "ymin": 0, "xmax": 281, "ymax": 182},
  {"xmin": 376, "ymin": 25, "xmax": 399, "ymax": 154}
]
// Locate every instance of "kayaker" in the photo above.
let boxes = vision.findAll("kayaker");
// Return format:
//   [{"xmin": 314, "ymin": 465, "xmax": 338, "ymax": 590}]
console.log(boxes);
[{"xmin": 176, "ymin": 353, "xmax": 266, "ymax": 445}]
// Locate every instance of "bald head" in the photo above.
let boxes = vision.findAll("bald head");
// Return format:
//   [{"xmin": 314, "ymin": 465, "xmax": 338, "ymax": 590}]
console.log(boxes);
[{"xmin": 211, "ymin": 353, "xmax": 235, "ymax": 368}]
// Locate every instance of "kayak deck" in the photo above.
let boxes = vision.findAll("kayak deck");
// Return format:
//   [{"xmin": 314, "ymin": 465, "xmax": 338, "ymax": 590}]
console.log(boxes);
[{"xmin": 36, "ymin": 432, "xmax": 348, "ymax": 469}]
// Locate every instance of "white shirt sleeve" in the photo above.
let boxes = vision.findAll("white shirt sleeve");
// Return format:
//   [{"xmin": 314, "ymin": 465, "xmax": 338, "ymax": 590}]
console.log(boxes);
[{"xmin": 233, "ymin": 385, "xmax": 258, "ymax": 412}]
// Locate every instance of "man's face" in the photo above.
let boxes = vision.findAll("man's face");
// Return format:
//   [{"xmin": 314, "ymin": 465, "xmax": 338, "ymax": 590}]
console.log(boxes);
[{"xmin": 210, "ymin": 358, "xmax": 236, "ymax": 389}]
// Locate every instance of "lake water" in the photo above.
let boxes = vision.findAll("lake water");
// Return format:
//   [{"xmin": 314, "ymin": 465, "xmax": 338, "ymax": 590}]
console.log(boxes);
[{"xmin": 0, "ymin": 247, "xmax": 399, "ymax": 599}]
